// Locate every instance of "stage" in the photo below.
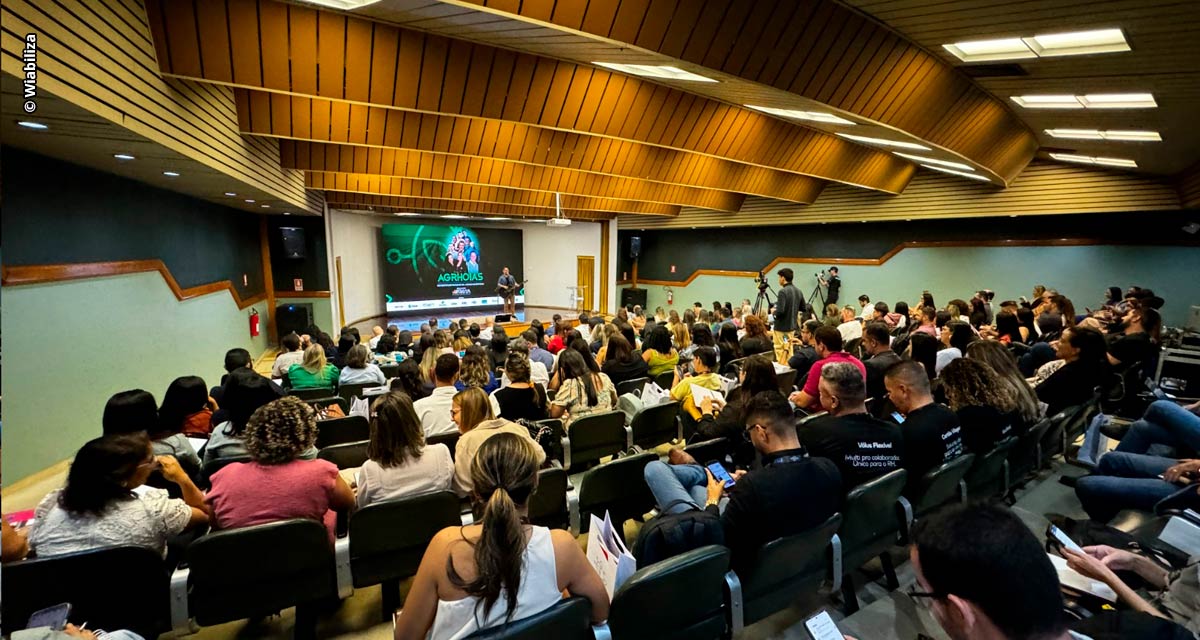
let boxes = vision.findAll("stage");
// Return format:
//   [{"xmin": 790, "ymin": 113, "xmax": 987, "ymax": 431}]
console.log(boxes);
[{"xmin": 348, "ymin": 306, "xmax": 582, "ymax": 337}]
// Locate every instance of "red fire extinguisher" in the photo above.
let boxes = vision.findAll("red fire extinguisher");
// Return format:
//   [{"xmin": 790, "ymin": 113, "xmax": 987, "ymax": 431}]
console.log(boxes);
[
  {"xmin": 249, "ymin": 308, "xmax": 260, "ymax": 337},
  {"xmin": 665, "ymin": 287, "xmax": 674, "ymax": 306}
]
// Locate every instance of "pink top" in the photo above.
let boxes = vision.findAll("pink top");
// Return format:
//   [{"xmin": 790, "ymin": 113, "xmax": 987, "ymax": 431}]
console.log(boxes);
[
  {"xmin": 801, "ymin": 351, "xmax": 867, "ymax": 412},
  {"xmin": 207, "ymin": 459, "xmax": 339, "ymax": 540}
]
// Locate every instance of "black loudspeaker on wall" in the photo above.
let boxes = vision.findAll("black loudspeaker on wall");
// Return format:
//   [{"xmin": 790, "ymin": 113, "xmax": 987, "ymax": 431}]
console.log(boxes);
[
  {"xmin": 620, "ymin": 288, "xmax": 648, "ymax": 309},
  {"xmin": 494, "ymin": 314, "xmax": 513, "ymax": 322},
  {"xmin": 280, "ymin": 226, "xmax": 307, "ymax": 259},
  {"xmin": 276, "ymin": 303, "xmax": 313, "ymax": 337},
  {"xmin": 629, "ymin": 236, "xmax": 641, "ymax": 259}
]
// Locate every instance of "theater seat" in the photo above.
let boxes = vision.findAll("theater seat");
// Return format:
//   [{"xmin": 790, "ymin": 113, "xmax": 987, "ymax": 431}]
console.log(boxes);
[
  {"xmin": 337, "ymin": 383, "xmax": 374, "ymax": 402},
  {"xmin": 427, "ymin": 431, "xmax": 461, "ymax": 460},
  {"xmin": 2, "ymin": 545, "xmax": 170, "ymax": 638},
  {"xmin": 288, "ymin": 387, "xmax": 337, "ymax": 401},
  {"xmin": 653, "ymin": 371, "xmax": 676, "ymax": 390},
  {"xmin": 379, "ymin": 363, "xmax": 401, "ymax": 379},
  {"xmin": 1008, "ymin": 419, "xmax": 1052, "ymax": 492},
  {"xmin": 603, "ymin": 545, "xmax": 731, "ymax": 640},
  {"xmin": 683, "ymin": 437, "xmax": 731, "ymax": 467},
  {"xmin": 183, "ymin": 519, "xmax": 337, "ymax": 638},
  {"xmin": 316, "ymin": 415, "xmax": 370, "ymax": 449},
  {"xmin": 902, "ymin": 453, "xmax": 976, "ymax": 525},
  {"xmin": 308, "ymin": 396, "xmax": 350, "ymax": 415},
  {"xmin": 776, "ymin": 369, "xmax": 798, "ymax": 394},
  {"xmin": 961, "ymin": 437, "xmax": 1018, "ymax": 503},
  {"xmin": 528, "ymin": 467, "xmax": 570, "ymax": 530},
  {"xmin": 838, "ymin": 469, "xmax": 908, "ymax": 614},
  {"xmin": 564, "ymin": 411, "xmax": 630, "ymax": 471},
  {"xmin": 317, "ymin": 441, "xmax": 369, "ymax": 470},
  {"xmin": 630, "ymin": 400, "xmax": 682, "ymax": 449},
  {"xmin": 731, "ymin": 512, "xmax": 843, "ymax": 630},
  {"xmin": 615, "ymin": 377, "xmax": 651, "ymax": 398},
  {"xmin": 464, "ymin": 596, "xmax": 593, "ymax": 639},
  {"xmin": 577, "ymin": 452, "xmax": 656, "ymax": 536}
]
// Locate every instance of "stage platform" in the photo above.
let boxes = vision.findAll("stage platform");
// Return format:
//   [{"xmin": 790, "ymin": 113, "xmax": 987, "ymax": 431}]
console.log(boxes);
[{"xmin": 348, "ymin": 306, "xmax": 583, "ymax": 337}]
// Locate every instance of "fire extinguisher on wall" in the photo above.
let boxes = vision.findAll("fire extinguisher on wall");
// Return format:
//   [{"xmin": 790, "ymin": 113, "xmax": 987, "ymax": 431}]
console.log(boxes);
[
  {"xmin": 664, "ymin": 287, "xmax": 674, "ymax": 306},
  {"xmin": 249, "ymin": 308, "xmax": 260, "ymax": 337}
]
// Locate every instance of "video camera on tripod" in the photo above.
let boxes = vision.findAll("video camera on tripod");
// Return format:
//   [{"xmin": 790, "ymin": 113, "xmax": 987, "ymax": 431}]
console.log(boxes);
[{"xmin": 754, "ymin": 270, "xmax": 770, "ymax": 291}]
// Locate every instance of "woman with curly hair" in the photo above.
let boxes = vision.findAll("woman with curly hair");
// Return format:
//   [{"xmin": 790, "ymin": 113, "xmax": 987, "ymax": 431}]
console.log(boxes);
[
  {"xmin": 965, "ymin": 340, "xmax": 1042, "ymax": 430},
  {"xmin": 739, "ymin": 314, "xmax": 773, "ymax": 357},
  {"xmin": 456, "ymin": 345, "xmax": 499, "ymax": 394},
  {"xmin": 939, "ymin": 358, "xmax": 1020, "ymax": 455},
  {"xmin": 206, "ymin": 396, "xmax": 355, "ymax": 539}
]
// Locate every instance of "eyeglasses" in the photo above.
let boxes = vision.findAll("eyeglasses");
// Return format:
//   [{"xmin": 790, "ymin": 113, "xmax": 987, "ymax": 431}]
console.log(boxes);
[
  {"xmin": 743, "ymin": 423, "xmax": 763, "ymax": 442},
  {"xmin": 138, "ymin": 456, "xmax": 159, "ymax": 469},
  {"xmin": 906, "ymin": 585, "xmax": 944, "ymax": 608}
]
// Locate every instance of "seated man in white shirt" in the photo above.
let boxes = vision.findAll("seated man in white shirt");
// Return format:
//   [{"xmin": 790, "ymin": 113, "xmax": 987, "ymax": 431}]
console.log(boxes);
[
  {"xmin": 837, "ymin": 306, "xmax": 863, "ymax": 343},
  {"xmin": 478, "ymin": 317, "xmax": 494, "ymax": 342},
  {"xmin": 367, "ymin": 325, "xmax": 384, "ymax": 350},
  {"xmin": 413, "ymin": 354, "xmax": 462, "ymax": 437},
  {"xmin": 858, "ymin": 295, "xmax": 873, "ymax": 320},
  {"xmin": 271, "ymin": 332, "xmax": 306, "ymax": 379}
]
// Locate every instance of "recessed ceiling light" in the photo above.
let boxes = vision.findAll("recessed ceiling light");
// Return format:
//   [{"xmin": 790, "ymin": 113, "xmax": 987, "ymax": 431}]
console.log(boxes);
[
  {"xmin": 1049, "ymin": 152, "xmax": 1138, "ymax": 168},
  {"xmin": 261, "ymin": 204, "xmax": 270, "ymax": 208},
  {"xmin": 224, "ymin": 192, "xmax": 237, "ymax": 197},
  {"xmin": 835, "ymin": 133, "xmax": 930, "ymax": 151},
  {"xmin": 442, "ymin": 214, "xmax": 468, "ymax": 219},
  {"xmin": 943, "ymin": 38, "xmax": 1035, "ymax": 62},
  {"xmin": 1078, "ymin": 93, "xmax": 1157, "ymax": 109},
  {"xmin": 244, "ymin": 199, "xmax": 256, "ymax": 203},
  {"xmin": 746, "ymin": 105, "xmax": 856, "ymax": 125},
  {"xmin": 1012, "ymin": 93, "xmax": 1156, "ymax": 109},
  {"xmin": 1022, "ymin": 28, "xmax": 1129, "ymax": 58},
  {"xmin": 483, "ymin": 217, "xmax": 511, "ymax": 221},
  {"xmin": 283, "ymin": 212, "xmax": 291, "ymax": 216},
  {"xmin": 943, "ymin": 28, "xmax": 1129, "ymax": 63},
  {"xmin": 920, "ymin": 164, "xmax": 993, "ymax": 181},
  {"xmin": 592, "ymin": 62, "xmax": 716, "ymax": 82},
  {"xmin": 395, "ymin": 212, "xmax": 420, "ymax": 217},
  {"xmin": 163, "ymin": 171, "xmax": 180, "ymax": 177},
  {"xmin": 1045, "ymin": 128, "xmax": 1161, "ymax": 141},
  {"xmin": 114, "ymin": 153, "xmax": 135, "ymax": 160},
  {"xmin": 894, "ymin": 152, "xmax": 975, "ymax": 172},
  {"xmin": 295, "ymin": 0, "xmax": 382, "ymax": 8},
  {"xmin": 17, "ymin": 121, "xmax": 48, "ymax": 130}
]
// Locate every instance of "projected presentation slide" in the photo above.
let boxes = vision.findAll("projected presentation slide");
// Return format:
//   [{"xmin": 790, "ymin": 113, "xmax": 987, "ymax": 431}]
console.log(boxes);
[{"xmin": 380, "ymin": 223, "xmax": 525, "ymax": 313}]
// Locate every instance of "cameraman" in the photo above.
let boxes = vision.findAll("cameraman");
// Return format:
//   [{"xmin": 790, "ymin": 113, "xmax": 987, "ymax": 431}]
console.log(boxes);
[
  {"xmin": 819, "ymin": 266, "xmax": 841, "ymax": 305},
  {"xmin": 772, "ymin": 268, "xmax": 803, "ymax": 365}
]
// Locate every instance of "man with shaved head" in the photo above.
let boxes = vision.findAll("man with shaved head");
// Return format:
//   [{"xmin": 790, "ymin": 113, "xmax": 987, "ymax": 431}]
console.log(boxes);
[{"xmin": 885, "ymin": 360, "xmax": 964, "ymax": 489}]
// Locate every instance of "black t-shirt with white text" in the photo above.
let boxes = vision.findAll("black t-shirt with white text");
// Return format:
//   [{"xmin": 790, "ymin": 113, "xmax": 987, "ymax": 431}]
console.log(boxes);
[
  {"xmin": 894, "ymin": 403, "xmax": 963, "ymax": 487},
  {"xmin": 800, "ymin": 413, "xmax": 904, "ymax": 489}
]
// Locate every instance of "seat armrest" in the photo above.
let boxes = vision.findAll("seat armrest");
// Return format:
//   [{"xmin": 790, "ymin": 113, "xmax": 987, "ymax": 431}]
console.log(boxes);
[
  {"xmin": 624, "ymin": 426, "xmax": 634, "ymax": 451},
  {"xmin": 334, "ymin": 536, "xmax": 354, "ymax": 599},
  {"xmin": 562, "ymin": 436, "xmax": 572, "ymax": 472},
  {"xmin": 724, "ymin": 570, "xmax": 744, "ymax": 635},
  {"xmin": 169, "ymin": 566, "xmax": 193, "ymax": 635},
  {"xmin": 591, "ymin": 623, "xmax": 612, "ymax": 640},
  {"xmin": 896, "ymin": 496, "xmax": 914, "ymax": 545},
  {"xmin": 829, "ymin": 533, "xmax": 843, "ymax": 594}
]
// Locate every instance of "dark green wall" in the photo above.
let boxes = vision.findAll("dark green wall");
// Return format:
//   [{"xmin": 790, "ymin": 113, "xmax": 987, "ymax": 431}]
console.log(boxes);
[
  {"xmin": 3, "ymin": 148, "xmax": 265, "ymax": 299},
  {"xmin": 267, "ymin": 215, "xmax": 330, "ymax": 291},
  {"xmin": 619, "ymin": 211, "xmax": 1200, "ymax": 280}
]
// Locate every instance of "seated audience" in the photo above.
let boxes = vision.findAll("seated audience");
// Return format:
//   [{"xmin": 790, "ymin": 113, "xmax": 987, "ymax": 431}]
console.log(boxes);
[
  {"xmin": 786, "ymin": 319, "xmax": 821, "ymax": 374},
  {"xmin": 521, "ymin": 329, "xmax": 555, "ymax": 371},
  {"xmin": 910, "ymin": 503, "xmax": 1081, "ymax": 640},
  {"xmin": 287, "ymin": 344, "xmax": 339, "ymax": 389},
  {"xmin": 102, "ymin": 389, "xmax": 159, "ymax": 436},
  {"xmin": 1107, "ymin": 306, "xmax": 1160, "ymax": 369},
  {"xmin": 891, "ymin": 301, "xmax": 909, "ymax": 329},
  {"xmin": 935, "ymin": 321, "xmax": 975, "ymax": 375},
  {"xmin": 593, "ymin": 323, "xmax": 618, "ymax": 360},
  {"xmin": 334, "ymin": 333, "xmax": 356, "ymax": 368},
  {"xmin": 884, "ymin": 361, "xmax": 963, "ymax": 489},
  {"xmin": 30, "ymin": 433, "xmax": 208, "ymax": 557},
  {"xmin": 545, "ymin": 314, "xmax": 562, "ymax": 336},
  {"xmin": 390, "ymin": 358, "xmax": 429, "ymax": 401},
  {"xmin": 417, "ymin": 335, "xmax": 439, "ymax": 387},
  {"xmin": 550, "ymin": 350, "xmax": 618, "ymax": 428},
  {"xmin": 822, "ymin": 303, "xmax": 841, "ymax": 328},
  {"xmin": 789, "ymin": 326, "xmax": 867, "ymax": 413},
  {"xmin": 492, "ymin": 352, "xmax": 548, "ymax": 422},
  {"xmin": 672, "ymin": 322, "xmax": 693, "ymax": 357},
  {"xmin": 415, "ymin": 354, "xmax": 464, "ymax": 437},
  {"xmin": 452, "ymin": 332, "xmax": 474, "ymax": 354},
  {"xmin": 546, "ymin": 320, "xmax": 571, "ymax": 355},
  {"xmin": 988, "ymin": 309, "xmax": 1023, "ymax": 345},
  {"xmin": 695, "ymin": 357, "xmax": 779, "ymax": 468},
  {"xmin": 1036, "ymin": 326, "xmax": 1111, "ymax": 416},
  {"xmin": 1115, "ymin": 399, "xmax": 1200, "ymax": 456},
  {"xmin": 456, "ymin": 346, "xmax": 500, "ymax": 394},
  {"xmin": 271, "ymin": 332, "xmax": 305, "ymax": 379},
  {"xmin": 600, "ymin": 334, "xmax": 650, "ymax": 385},
  {"xmin": 739, "ymin": 314, "xmax": 773, "ymax": 357},
  {"xmin": 631, "ymin": 305, "xmax": 647, "ymax": 334},
  {"xmin": 687, "ymin": 323, "xmax": 719, "ymax": 365},
  {"xmin": 394, "ymin": 434, "xmax": 606, "ymax": 639},
  {"xmin": 940, "ymin": 358, "xmax": 1019, "ymax": 454},
  {"xmin": 206, "ymin": 397, "xmax": 355, "ymax": 539},
  {"xmin": 1016, "ymin": 307, "xmax": 1037, "ymax": 343},
  {"xmin": 505, "ymin": 339, "xmax": 549, "ymax": 387},
  {"xmin": 669, "ymin": 347, "xmax": 724, "ymax": 422},
  {"xmin": 367, "ymin": 325, "xmax": 385, "ymax": 350},
  {"xmin": 576, "ymin": 312, "xmax": 593, "ymax": 342},
  {"xmin": 487, "ymin": 330, "xmax": 509, "ymax": 371},
  {"xmin": 799, "ymin": 362, "xmax": 903, "ymax": 488},
  {"xmin": 355, "ymin": 392, "xmax": 454, "ymax": 508},
  {"xmin": 339, "ymin": 344, "xmax": 387, "ymax": 386},
  {"xmin": 641, "ymin": 324, "xmax": 680, "ymax": 377},
  {"xmin": 862, "ymin": 322, "xmax": 902, "ymax": 401},
  {"xmin": 644, "ymin": 392, "xmax": 841, "ymax": 572},
  {"xmin": 717, "ymin": 322, "xmax": 743, "ymax": 370},
  {"xmin": 837, "ymin": 305, "xmax": 863, "ymax": 343},
  {"xmin": 211, "ymin": 347, "xmax": 254, "ymax": 407},
  {"xmin": 159, "ymin": 375, "xmax": 216, "ymax": 439},
  {"xmin": 906, "ymin": 332, "xmax": 939, "ymax": 381},
  {"xmin": 911, "ymin": 306, "xmax": 938, "ymax": 337},
  {"xmin": 205, "ymin": 368, "xmax": 313, "ymax": 469},
  {"xmin": 451, "ymin": 388, "xmax": 545, "ymax": 497},
  {"xmin": 965, "ymin": 341, "xmax": 1042, "ymax": 429}
]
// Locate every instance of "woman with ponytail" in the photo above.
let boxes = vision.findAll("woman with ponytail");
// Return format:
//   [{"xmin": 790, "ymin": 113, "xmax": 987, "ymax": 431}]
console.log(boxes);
[{"xmin": 394, "ymin": 433, "xmax": 609, "ymax": 639}]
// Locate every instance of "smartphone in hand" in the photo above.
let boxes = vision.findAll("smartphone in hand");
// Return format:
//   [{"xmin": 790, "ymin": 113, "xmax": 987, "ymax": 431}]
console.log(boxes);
[
  {"xmin": 1048, "ymin": 524, "xmax": 1084, "ymax": 554},
  {"xmin": 706, "ymin": 462, "xmax": 736, "ymax": 489}
]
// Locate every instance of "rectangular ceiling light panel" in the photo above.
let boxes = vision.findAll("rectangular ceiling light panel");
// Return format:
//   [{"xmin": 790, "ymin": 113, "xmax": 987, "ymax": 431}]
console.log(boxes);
[
  {"xmin": 746, "ymin": 105, "xmax": 856, "ymax": 125},
  {"xmin": 1045, "ymin": 129, "xmax": 1160, "ymax": 141},
  {"xmin": 945, "ymin": 28, "xmax": 1129, "ymax": 62},
  {"xmin": 593, "ymin": 63, "xmax": 717, "ymax": 82}
]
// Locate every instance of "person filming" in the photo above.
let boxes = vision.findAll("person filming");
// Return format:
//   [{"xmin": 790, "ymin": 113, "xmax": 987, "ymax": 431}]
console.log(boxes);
[{"xmin": 818, "ymin": 266, "xmax": 841, "ymax": 305}]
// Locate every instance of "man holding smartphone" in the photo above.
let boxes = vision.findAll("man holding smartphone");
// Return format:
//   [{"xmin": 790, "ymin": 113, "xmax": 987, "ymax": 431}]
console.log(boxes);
[{"xmin": 642, "ymin": 391, "xmax": 841, "ymax": 570}]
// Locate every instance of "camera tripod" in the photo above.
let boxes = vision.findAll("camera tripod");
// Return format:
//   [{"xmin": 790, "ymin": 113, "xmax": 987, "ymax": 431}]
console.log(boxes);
[
  {"xmin": 805, "ymin": 280, "xmax": 826, "ymax": 320},
  {"xmin": 752, "ymin": 284, "xmax": 774, "ymax": 316}
]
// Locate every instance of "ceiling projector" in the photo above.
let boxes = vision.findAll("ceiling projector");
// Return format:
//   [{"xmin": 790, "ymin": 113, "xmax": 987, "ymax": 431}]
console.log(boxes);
[{"xmin": 546, "ymin": 217, "xmax": 572, "ymax": 227}]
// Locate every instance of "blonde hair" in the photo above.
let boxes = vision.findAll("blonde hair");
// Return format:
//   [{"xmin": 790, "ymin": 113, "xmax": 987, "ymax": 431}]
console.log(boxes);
[
  {"xmin": 459, "ymin": 347, "xmax": 492, "ymax": 389},
  {"xmin": 453, "ymin": 387, "xmax": 494, "ymax": 433},
  {"xmin": 671, "ymin": 322, "xmax": 692, "ymax": 350},
  {"xmin": 453, "ymin": 335, "xmax": 474, "ymax": 353},
  {"xmin": 419, "ymin": 344, "xmax": 438, "ymax": 383},
  {"xmin": 300, "ymin": 344, "xmax": 327, "ymax": 374}
]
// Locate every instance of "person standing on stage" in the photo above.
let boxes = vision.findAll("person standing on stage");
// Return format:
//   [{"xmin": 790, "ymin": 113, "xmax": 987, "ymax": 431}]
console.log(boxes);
[{"xmin": 498, "ymin": 267, "xmax": 518, "ymax": 315}]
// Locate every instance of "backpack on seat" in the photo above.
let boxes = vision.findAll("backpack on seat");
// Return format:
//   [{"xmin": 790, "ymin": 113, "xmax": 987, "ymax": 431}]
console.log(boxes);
[{"xmin": 631, "ymin": 499, "xmax": 725, "ymax": 567}]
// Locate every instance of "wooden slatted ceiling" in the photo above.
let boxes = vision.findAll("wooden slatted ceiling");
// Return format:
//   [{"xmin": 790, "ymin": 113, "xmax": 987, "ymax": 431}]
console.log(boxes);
[
  {"xmin": 356, "ymin": 0, "xmax": 1037, "ymax": 184},
  {"xmin": 283, "ymin": 141, "xmax": 742, "ymax": 212},
  {"xmin": 142, "ymin": 0, "xmax": 916, "ymax": 194},
  {"xmin": 260, "ymin": 97, "xmax": 826, "ymax": 204},
  {"xmin": 323, "ymin": 193, "xmax": 623, "ymax": 221},
  {"xmin": 313, "ymin": 175, "xmax": 679, "ymax": 216},
  {"xmin": 842, "ymin": 0, "xmax": 1200, "ymax": 177},
  {"xmin": 0, "ymin": 0, "xmax": 319, "ymax": 214},
  {"xmin": 618, "ymin": 162, "xmax": 1181, "ymax": 229}
]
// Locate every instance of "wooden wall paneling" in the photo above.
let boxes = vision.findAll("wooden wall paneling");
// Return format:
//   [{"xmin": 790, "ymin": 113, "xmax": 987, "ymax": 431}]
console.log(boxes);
[
  {"xmin": 322, "ymin": 192, "xmax": 618, "ymax": 220},
  {"xmin": 195, "ymin": 0, "xmax": 233, "ymax": 83},
  {"xmin": 318, "ymin": 11, "xmax": 348, "ymax": 99},
  {"xmin": 321, "ymin": 186, "xmax": 675, "ymax": 217},
  {"xmin": 226, "ymin": 0, "xmax": 263, "ymax": 86}
]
